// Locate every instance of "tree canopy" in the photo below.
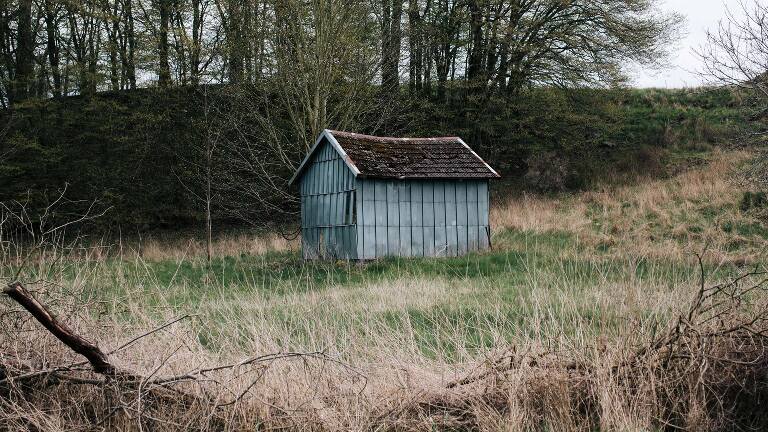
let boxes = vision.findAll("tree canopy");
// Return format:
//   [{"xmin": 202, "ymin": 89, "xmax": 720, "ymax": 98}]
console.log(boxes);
[{"xmin": 0, "ymin": 0, "xmax": 681, "ymax": 106}]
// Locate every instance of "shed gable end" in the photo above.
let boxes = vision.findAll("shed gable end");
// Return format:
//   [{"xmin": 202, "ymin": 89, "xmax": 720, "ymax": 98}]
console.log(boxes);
[
  {"xmin": 299, "ymin": 138, "xmax": 358, "ymax": 260},
  {"xmin": 298, "ymin": 138, "xmax": 356, "ymax": 195}
]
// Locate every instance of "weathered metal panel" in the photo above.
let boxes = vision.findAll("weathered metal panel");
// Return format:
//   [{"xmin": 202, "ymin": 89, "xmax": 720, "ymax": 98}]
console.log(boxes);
[
  {"xmin": 375, "ymin": 225, "xmax": 387, "ymax": 256},
  {"xmin": 422, "ymin": 182, "xmax": 433, "ymax": 202},
  {"xmin": 328, "ymin": 227, "xmax": 337, "ymax": 256},
  {"xmin": 387, "ymin": 202, "xmax": 399, "ymax": 227},
  {"xmin": 411, "ymin": 225, "xmax": 424, "ymax": 257},
  {"xmin": 412, "ymin": 181, "xmax": 423, "ymax": 201},
  {"xmin": 457, "ymin": 225, "xmax": 468, "ymax": 255},
  {"xmin": 434, "ymin": 201, "xmax": 446, "ymax": 227},
  {"xmin": 356, "ymin": 182, "xmax": 365, "ymax": 258},
  {"xmin": 446, "ymin": 191, "xmax": 457, "ymax": 227},
  {"xmin": 479, "ymin": 191, "xmax": 489, "ymax": 226},
  {"xmin": 446, "ymin": 225, "xmax": 458, "ymax": 257},
  {"xmin": 387, "ymin": 226, "xmax": 399, "ymax": 256},
  {"xmin": 467, "ymin": 188, "xmax": 479, "ymax": 226},
  {"xmin": 346, "ymin": 226, "xmax": 358, "ymax": 260},
  {"xmin": 361, "ymin": 178, "xmax": 374, "ymax": 200},
  {"xmin": 399, "ymin": 226, "xmax": 412, "ymax": 257},
  {"xmin": 399, "ymin": 201, "xmax": 411, "ymax": 227},
  {"xmin": 467, "ymin": 181, "xmax": 477, "ymax": 202},
  {"xmin": 301, "ymin": 145, "xmax": 492, "ymax": 259},
  {"xmin": 435, "ymin": 224, "xmax": 447, "ymax": 257},
  {"xmin": 386, "ymin": 181, "xmax": 398, "ymax": 202},
  {"xmin": 423, "ymin": 201, "xmax": 435, "ymax": 227},
  {"xmin": 412, "ymin": 200, "xmax": 423, "ymax": 227},
  {"xmin": 457, "ymin": 199, "xmax": 468, "ymax": 227},
  {"xmin": 456, "ymin": 182, "xmax": 467, "ymax": 202},
  {"xmin": 479, "ymin": 226, "xmax": 490, "ymax": 249},
  {"xmin": 423, "ymin": 226, "xmax": 435, "ymax": 256},
  {"xmin": 434, "ymin": 181, "xmax": 444, "ymax": 203},
  {"xmin": 374, "ymin": 180, "xmax": 386, "ymax": 201},
  {"xmin": 299, "ymin": 139, "xmax": 360, "ymax": 260},
  {"xmin": 363, "ymin": 200, "xmax": 376, "ymax": 226},
  {"xmin": 397, "ymin": 182, "xmax": 409, "ymax": 202},
  {"xmin": 363, "ymin": 225, "xmax": 376, "ymax": 259},
  {"xmin": 330, "ymin": 192, "xmax": 338, "ymax": 226},
  {"xmin": 375, "ymin": 201, "xmax": 387, "ymax": 226},
  {"xmin": 468, "ymin": 224, "xmax": 479, "ymax": 251}
]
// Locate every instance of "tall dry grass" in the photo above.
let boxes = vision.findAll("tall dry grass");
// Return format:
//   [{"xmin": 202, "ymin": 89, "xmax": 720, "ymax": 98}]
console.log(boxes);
[
  {"xmin": 2, "ymin": 256, "xmax": 766, "ymax": 431},
  {"xmin": 118, "ymin": 231, "xmax": 298, "ymax": 261},
  {"xmin": 2, "ymin": 150, "xmax": 767, "ymax": 430},
  {"xmin": 492, "ymin": 150, "xmax": 763, "ymax": 265}
]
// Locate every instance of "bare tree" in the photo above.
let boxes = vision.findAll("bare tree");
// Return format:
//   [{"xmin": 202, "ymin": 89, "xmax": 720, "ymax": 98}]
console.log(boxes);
[
  {"xmin": 698, "ymin": 1, "xmax": 768, "ymax": 188},
  {"xmin": 698, "ymin": 0, "xmax": 768, "ymax": 101},
  {"xmin": 174, "ymin": 86, "xmax": 223, "ymax": 262},
  {"xmin": 206, "ymin": 0, "xmax": 391, "ymax": 227}
]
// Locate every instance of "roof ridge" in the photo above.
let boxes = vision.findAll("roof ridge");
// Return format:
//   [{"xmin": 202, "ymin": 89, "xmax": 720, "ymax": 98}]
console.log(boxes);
[{"xmin": 327, "ymin": 129, "xmax": 461, "ymax": 141}]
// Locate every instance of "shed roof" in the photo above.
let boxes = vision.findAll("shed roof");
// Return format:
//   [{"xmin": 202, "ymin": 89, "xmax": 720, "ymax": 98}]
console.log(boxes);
[{"xmin": 289, "ymin": 130, "xmax": 499, "ymax": 185}]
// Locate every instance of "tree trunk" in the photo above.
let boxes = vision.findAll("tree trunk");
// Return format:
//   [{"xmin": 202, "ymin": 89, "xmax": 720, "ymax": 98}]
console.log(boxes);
[
  {"xmin": 87, "ymin": 22, "xmax": 100, "ymax": 95},
  {"xmin": 206, "ymin": 143, "xmax": 213, "ymax": 263},
  {"xmin": 466, "ymin": 0, "xmax": 484, "ymax": 84},
  {"xmin": 126, "ymin": 0, "xmax": 137, "ymax": 89},
  {"xmin": 44, "ymin": 0, "xmax": 62, "ymax": 97},
  {"xmin": 390, "ymin": 0, "xmax": 402, "ymax": 90},
  {"xmin": 381, "ymin": 0, "xmax": 392, "ymax": 90},
  {"xmin": 407, "ymin": 0, "xmax": 417, "ymax": 94},
  {"xmin": 227, "ymin": 0, "xmax": 243, "ymax": 83},
  {"xmin": 191, "ymin": 0, "xmax": 201, "ymax": 84},
  {"xmin": 158, "ymin": 0, "xmax": 171, "ymax": 87},
  {"xmin": 14, "ymin": 0, "xmax": 34, "ymax": 102},
  {"xmin": 107, "ymin": 20, "xmax": 120, "ymax": 91}
]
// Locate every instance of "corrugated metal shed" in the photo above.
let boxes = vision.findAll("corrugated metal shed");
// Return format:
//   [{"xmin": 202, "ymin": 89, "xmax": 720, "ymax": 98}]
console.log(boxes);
[{"xmin": 291, "ymin": 130, "xmax": 499, "ymax": 260}]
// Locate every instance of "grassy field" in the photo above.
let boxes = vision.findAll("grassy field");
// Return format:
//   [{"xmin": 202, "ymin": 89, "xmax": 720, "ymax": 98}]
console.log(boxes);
[
  {"xmin": 3, "ymin": 148, "xmax": 768, "ymax": 430},
  {"xmin": 81, "ymin": 149, "xmax": 761, "ymax": 356}
]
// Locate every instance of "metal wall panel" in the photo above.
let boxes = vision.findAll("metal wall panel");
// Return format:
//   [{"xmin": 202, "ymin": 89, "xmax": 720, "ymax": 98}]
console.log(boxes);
[
  {"xmin": 346, "ymin": 178, "xmax": 492, "ymax": 260},
  {"xmin": 399, "ymin": 201, "xmax": 411, "ymax": 227},
  {"xmin": 411, "ymin": 224, "xmax": 424, "ymax": 257},
  {"xmin": 387, "ymin": 226, "xmax": 399, "ymax": 256},
  {"xmin": 399, "ymin": 226, "xmax": 412, "ymax": 256},
  {"xmin": 363, "ymin": 225, "xmax": 376, "ymax": 259},
  {"xmin": 375, "ymin": 225, "xmax": 387, "ymax": 256},
  {"xmin": 299, "ymin": 139, "xmax": 357, "ymax": 260},
  {"xmin": 423, "ymin": 226, "xmax": 435, "ymax": 256}
]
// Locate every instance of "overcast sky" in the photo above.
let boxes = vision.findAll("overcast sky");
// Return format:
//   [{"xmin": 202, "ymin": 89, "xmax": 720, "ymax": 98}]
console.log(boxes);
[{"xmin": 631, "ymin": 0, "xmax": 738, "ymax": 88}]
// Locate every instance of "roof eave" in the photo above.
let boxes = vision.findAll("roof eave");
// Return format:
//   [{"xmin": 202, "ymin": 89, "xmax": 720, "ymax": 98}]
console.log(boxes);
[
  {"xmin": 287, "ymin": 130, "xmax": 362, "ymax": 187},
  {"xmin": 456, "ymin": 138, "xmax": 501, "ymax": 178}
]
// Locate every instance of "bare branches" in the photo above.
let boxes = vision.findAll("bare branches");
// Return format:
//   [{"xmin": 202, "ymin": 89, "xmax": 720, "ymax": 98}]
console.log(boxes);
[
  {"xmin": 698, "ymin": 0, "xmax": 768, "ymax": 101},
  {"xmin": 435, "ymin": 264, "xmax": 768, "ymax": 430}
]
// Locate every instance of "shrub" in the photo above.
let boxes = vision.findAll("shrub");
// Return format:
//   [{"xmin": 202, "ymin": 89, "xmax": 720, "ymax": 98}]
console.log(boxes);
[
  {"xmin": 524, "ymin": 151, "xmax": 573, "ymax": 192},
  {"xmin": 740, "ymin": 191, "xmax": 768, "ymax": 212}
]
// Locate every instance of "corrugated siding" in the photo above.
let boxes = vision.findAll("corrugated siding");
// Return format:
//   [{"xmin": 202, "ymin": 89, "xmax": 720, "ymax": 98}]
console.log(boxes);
[
  {"xmin": 300, "ymin": 139, "xmax": 357, "ymax": 260},
  {"xmin": 355, "ymin": 179, "xmax": 491, "ymax": 259}
]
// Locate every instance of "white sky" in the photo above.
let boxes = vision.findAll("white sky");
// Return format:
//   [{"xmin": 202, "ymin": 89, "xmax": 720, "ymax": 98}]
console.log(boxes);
[{"xmin": 631, "ymin": 0, "xmax": 739, "ymax": 88}]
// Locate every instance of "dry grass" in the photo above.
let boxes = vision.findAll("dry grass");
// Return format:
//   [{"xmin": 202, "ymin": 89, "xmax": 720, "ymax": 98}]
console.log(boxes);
[
  {"xmin": 2, "ymin": 150, "xmax": 768, "ymax": 430},
  {"xmin": 2, "ymin": 262, "xmax": 766, "ymax": 431},
  {"xmin": 124, "ymin": 232, "xmax": 298, "ymax": 261},
  {"xmin": 492, "ymin": 150, "xmax": 764, "ymax": 265}
]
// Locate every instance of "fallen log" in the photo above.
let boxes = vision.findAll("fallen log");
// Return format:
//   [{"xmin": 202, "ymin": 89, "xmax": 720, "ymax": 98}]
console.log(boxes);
[{"xmin": 3, "ymin": 281, "xmax": 115, "ymax": 375}]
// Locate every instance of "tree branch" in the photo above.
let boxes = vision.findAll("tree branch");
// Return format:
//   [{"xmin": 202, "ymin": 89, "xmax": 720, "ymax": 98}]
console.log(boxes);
[{"xmin": 3, "ymin": 281, "xmax": 116, "ymax": 375}]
